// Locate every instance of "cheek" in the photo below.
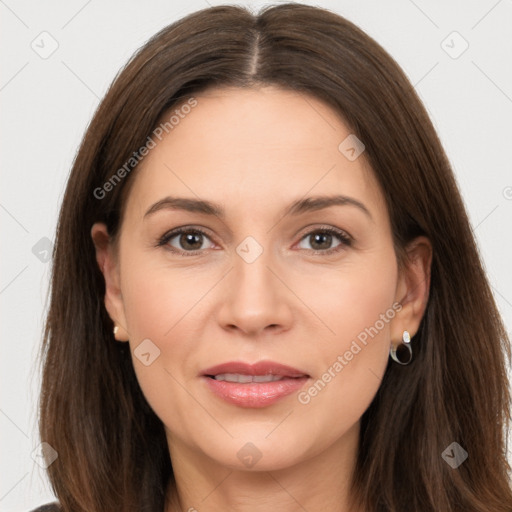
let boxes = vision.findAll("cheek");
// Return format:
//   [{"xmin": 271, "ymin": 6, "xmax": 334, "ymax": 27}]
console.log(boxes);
[
  {"xmin": 117, "ymin": 248, "xmax": 221, "ymax": 437},
  {"xmin": 294, "ymin": 243, "xmax": 398, "ymax": 345},
  {"xmin": 119, "ymin": 245, "xmax": 210, "ymax": 339},
  {"xmin": 296, "ymin": 250, "xmax": 398, "ymax": 434}
]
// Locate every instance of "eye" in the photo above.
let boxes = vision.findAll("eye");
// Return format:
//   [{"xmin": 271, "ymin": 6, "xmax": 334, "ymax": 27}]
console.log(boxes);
[
  {"xmin": 157, "ymin": 227, "xmax": 215, "ymax": 255},
  {"xmin": 157, "ymin": 225, "xmax": 352, "ymax": 257},
  {"xmin": 296, "ymin": 226, "xmax": 352, "ymax": 254}
]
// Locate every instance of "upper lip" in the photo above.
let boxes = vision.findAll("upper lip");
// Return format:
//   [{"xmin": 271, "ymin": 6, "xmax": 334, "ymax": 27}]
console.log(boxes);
[{"xmin": 201, "ymin": 360, "xmax": 309, "ymax": 378}]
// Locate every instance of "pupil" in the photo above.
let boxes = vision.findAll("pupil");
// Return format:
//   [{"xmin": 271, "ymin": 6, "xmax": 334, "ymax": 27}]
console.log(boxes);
[
  {"xmin": 182, "ymin": 232, "xmax": 202, "ymax": 250},
  {"xmin": 312, "ymin": 233, "xmax": 331, "ymax": 250}
]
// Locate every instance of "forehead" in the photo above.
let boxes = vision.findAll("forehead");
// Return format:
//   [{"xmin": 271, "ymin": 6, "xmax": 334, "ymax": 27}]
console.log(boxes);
[
  {"xmin": 153, "ymin": 85, "xmax": 353, "ymax": 167},
  {"xmin": 123, "ymin": 85, "xmax": 387, "ymax": 223}
]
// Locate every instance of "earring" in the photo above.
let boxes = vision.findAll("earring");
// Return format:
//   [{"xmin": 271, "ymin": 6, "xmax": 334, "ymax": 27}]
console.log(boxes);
[
  {"xmin": 390, "ymin": 330, "xmax": 413, "ymax": 365},
  {"xmin": 112, "ymin": 323, "xmax": 129, "ymax": 342}
]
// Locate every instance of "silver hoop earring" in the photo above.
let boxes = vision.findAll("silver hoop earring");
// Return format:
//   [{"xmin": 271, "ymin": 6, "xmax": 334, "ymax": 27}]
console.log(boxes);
[{"xmin": 390, "ymin": 330, "xmax": 412, "ymax": 365}]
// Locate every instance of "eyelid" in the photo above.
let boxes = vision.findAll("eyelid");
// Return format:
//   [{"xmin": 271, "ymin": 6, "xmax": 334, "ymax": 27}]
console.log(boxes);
[{"xmin": 296, "ymin": 224, "xmax": 352, "ymax": 243}]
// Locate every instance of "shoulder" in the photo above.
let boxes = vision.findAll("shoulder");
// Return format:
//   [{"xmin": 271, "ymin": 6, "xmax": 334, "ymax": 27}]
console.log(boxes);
[{"xmin": 30, "ymin": 503, "xmax": 61, "ymax": 512}]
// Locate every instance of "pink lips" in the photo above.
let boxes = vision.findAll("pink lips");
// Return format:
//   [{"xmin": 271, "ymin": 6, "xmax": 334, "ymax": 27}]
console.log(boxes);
[{"xmin": 201, "ymin": 360, "xmax": 310, "ymax": 408}]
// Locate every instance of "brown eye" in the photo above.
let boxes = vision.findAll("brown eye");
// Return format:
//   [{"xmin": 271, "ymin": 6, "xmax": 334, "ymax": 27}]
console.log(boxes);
[
  {"xmin": 309, "ymin": 232, "xmax": 337, "ymax": 251},
  {"xmin": 158, "ymin": 228, "xmax": 215, "ymax": 255},
  {"xmin": 175, "ymin": 231, "xmax": 205, "ymax": 251},
  {"xmin": 297, "ymin": 227, "xmax": 352, "ymax": 254}
]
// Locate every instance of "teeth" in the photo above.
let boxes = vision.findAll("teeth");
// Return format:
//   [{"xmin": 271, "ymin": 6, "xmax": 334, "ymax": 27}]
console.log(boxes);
[{"xmin": 213, "ymin": 373, "xmax": 285, "ymax": 383}]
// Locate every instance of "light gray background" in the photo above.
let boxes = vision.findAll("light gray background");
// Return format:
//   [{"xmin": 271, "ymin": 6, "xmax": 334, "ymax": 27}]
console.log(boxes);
[{"xmin": 1, "ymin": 0, "xmax": 511, "ymax": 510}]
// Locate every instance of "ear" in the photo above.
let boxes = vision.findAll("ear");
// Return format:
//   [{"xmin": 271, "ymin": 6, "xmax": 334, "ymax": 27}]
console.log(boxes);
[
  {"xmin": 390, "ymin": 236, "xmax": 432, "ymax": 345},
  {"xmin": 91, "ymin": 222, "xmax": 129, "ymax": 342}
]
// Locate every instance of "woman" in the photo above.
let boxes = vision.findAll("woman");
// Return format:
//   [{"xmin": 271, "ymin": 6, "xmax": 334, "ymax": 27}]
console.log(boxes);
[{"xmin": 33, "ymin": 3, "xmax": 512, "ymax": 511}]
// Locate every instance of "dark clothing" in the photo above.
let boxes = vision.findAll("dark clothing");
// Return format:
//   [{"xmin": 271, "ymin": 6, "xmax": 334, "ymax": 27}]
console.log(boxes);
[{"xmin": 30, "ymin": 503, "xmax": 60, "ymax": 511}]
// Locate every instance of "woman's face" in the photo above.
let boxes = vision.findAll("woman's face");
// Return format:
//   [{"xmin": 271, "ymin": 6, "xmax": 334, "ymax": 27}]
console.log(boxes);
[{"xmin": 94, "ymin": 86, "xmax": 420, "ymax": 471}]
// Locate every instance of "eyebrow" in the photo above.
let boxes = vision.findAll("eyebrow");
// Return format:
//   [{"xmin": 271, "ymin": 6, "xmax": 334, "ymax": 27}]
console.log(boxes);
[{"xmin": 144, "ymin": 194, "xmax": 373, "ymax": 221}]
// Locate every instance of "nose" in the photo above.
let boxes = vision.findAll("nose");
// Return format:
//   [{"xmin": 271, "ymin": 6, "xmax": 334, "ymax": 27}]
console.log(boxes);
[{"xmin": 215, "ymin": 248, "xmax": 294, "ymax": 337}]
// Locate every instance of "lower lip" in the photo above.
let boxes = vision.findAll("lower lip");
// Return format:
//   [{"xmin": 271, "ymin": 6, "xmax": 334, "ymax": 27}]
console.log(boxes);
[{"xmin": 202, "ymin": 376, "xmax": 309, "ymax": 408}]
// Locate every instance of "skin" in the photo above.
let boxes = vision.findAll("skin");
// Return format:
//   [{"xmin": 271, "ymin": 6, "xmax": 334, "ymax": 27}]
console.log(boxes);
[{"xmin": 92, "ymin": 86, "xmax": 432, "ymax": 512}]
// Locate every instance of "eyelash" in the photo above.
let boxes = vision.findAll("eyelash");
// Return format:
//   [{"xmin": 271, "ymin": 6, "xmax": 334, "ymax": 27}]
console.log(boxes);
[{"xmin": 156, "ymin": 225, "xmax": 353, "ymax": 257}]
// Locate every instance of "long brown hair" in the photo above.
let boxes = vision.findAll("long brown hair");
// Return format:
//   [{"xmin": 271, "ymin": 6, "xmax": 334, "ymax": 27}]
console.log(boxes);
[{"xmin": 38, "ymin": 3, "xmax": 512, "ymax": 511}]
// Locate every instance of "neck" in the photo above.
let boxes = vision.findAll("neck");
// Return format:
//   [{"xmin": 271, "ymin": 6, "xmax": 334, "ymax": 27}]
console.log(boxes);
[{"xmin": 165, "ymin": 421, "xmax": 364, "ymax": 512}]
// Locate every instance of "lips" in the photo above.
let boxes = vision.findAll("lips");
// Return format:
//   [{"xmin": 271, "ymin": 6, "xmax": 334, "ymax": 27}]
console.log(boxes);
[
  {"xmin": 201, "ymin": 361, "xmax": 309, "ymax": 379},
  {"xmin": 200, "ymin": 360, "xmax": 310, "ymax": 408}
]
